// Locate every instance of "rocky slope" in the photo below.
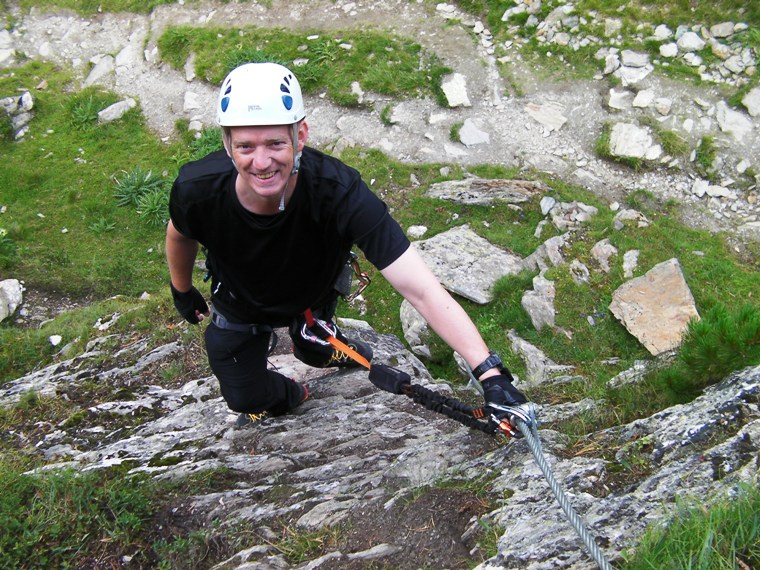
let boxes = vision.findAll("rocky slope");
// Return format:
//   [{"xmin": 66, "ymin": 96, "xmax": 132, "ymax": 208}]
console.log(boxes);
[
  {"xmin": 1, "ymin": 314, "xmax": 757, "ymax": 568},
  {"xmin": 1, "ymin": 1, "xmax": 759, "ymax": 568}
]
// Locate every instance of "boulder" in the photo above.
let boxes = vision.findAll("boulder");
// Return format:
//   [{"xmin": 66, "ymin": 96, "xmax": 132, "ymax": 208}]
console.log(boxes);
[
  {"xmin": 413, "ymin": 224, "xmax": 523, "ymax": 304},
  {"xmin": 0, "ymin": 278, "xmax": 24, "ymax": 322},
  {"xmin": 609, "ymin": 258, "xmax": 700, "ymax": 355},
  {"xmin": 441, "ymin": 73, "xmax": 471, "ymax": 107},
  {"xmin": 425, "ymin": 178, "xmax": 548, "ymax": 206}
]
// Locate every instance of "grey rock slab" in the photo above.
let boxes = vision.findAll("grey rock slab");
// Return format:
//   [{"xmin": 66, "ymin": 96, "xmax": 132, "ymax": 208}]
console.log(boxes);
[
  {"xmin": 620, "ymin": 49, "xmax": 649, "ymax": 68},
  {"xmin": 459, "ymin": 118, "xmax": 490, "ymax": 147},
  {"xmin": 425, "ymin": 178, "xmax": 549, "ymax": 206},
  {"xmin": 521, "ymin": 273, "xmax": 556, "ymax": 330},
  {"xmin": 677, "ymin": 31, "xmax": 706, "ymax": 51},
  {"xmin": 716, "ymin": 101, "xmax": 753, "ymax": 142},
  {"xmin": 609, "ymin": 122, "xmax": 656, "ymax": 159},
  {"xmin": 83, "ymin": 54, "xmax": 115, "ymax": 87},
  {"xmin": 590, "ymin": 238, "xmax": 618, "ymax": 273},
  {"xmin": 412, "ymin": 224, "xmax": 524, "ymax": 304},
  {"xmin": 524, "ymin": 100, "xmax": 568, "ymax": 131},
  {"xmin": 507, "ymin": 329, "xmax": 577, "ymax": 386},
  {"xmin": 742, "ymin": 85, "xmax": 760, "ymax": 117},
  {"xmin": 400, "ymin": 299, "xmax": 433, "ymax": 358},
  {"xmin": 441, "ymin": 72, "xmax": 471, "ymax": 107},
  {"xmin": 0, "ymin": 278, "xmax": 24, "ymax": 322},
  {"xmin": 97, "ymin": 97, "xmax": 136, "ymax": 123}
]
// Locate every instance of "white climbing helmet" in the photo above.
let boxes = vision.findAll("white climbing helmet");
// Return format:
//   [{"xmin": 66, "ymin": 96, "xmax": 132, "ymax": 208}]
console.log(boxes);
[{"xmin": 216, "ymin": 62, "xmax": 306, "ymax": 127}]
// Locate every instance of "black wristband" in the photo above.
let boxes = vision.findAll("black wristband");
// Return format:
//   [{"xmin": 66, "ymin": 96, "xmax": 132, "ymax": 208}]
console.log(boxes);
[{"xmin": 472, "ymin": 350, "xmax": 506, "ymax": 379}]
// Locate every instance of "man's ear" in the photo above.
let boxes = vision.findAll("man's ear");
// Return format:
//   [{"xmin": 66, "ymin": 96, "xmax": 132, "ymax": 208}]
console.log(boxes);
[
  {"xmin": 297, "ymin": 121, "xmax": 309, "ymax": 151},
  {"xmin": 221, "ymin": 128, "xmax": 232, "ymax": 157}
]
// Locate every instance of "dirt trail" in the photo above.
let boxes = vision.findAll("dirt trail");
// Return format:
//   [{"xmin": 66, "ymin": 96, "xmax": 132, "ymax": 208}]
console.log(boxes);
[{"xmin": 6, "ymin": 0, "xmax": 759, "ymax": 240}]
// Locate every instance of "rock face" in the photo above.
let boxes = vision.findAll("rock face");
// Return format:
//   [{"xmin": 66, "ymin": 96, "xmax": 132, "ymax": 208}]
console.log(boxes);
[
  {"xmin": 1, "ymin": 320, "xmax": 756, "ymax": 570},
  {"xmin": 609, "ymin": 258, "xmax": 700, "ymax": 355}
]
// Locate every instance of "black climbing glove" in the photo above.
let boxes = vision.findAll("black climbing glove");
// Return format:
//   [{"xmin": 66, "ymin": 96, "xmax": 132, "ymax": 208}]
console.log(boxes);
[
  {"xmin": 482, "ymin": 373, "xmax": 528, "ymax": 411},
  {"xmin": 482, "ymin": 373, "xmax": 531, "ymax": 437},
  {"xmin": 170, "ymin": 282, "xmax": 208, "ymax": 324}
]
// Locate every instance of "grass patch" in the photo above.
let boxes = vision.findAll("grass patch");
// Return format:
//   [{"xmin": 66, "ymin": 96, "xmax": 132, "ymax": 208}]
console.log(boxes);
[
  {"xmin": 157, "ymin": 25, "xmax": 452, "ymax": 108},
  {"xmin": 657, "ymin": 129, "xmax": 690, "ymax": 158},
  {"xmin": 695, "ymin": 135, "xmax": 719, "ymax": 180},
  {"xmin": 620, "ymin": 483, "xmax": 760, "ymax": 570},
  {"xmin": 450, "ymin": 120, "xmax": 463, "ymax": 142},
  {"xmin": 15, "ymin": 0, "xmax": 183, "ymax": 15},
  {"xmin": 0, "ymin": 454, "xmax": 244, "ymax": 569},
  {"xmin": 0, "ymin": 462, "xmax": 157, "ymax": 569},
  {"xmin": 653, "ymin": 303, "xmax": 760, "ymax": 397},
  {"xmin": 0, "ymin": 61, "xmax": 183, "ymax": 298},
  {"xmin": 113, "ymin": 167, "xmax": 165, "ymax": 207}
]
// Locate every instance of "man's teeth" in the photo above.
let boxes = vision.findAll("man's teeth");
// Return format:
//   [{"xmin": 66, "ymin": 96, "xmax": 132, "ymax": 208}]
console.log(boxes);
[{"xmin": 257, "ymin": 172, "xmax": 276, "ymax": 180}]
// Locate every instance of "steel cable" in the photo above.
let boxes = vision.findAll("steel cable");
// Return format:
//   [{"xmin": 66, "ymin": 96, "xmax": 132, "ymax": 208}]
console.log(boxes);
[{"xmin": 514, "ymin": 416, "xmax": 614, "ymax": 570}]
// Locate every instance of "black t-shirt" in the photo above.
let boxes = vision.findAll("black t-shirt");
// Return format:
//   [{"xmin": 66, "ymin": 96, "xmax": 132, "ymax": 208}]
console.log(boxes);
[{"xmin": 169, "ymin": 146, "xmax": 410, "ymax": 325}]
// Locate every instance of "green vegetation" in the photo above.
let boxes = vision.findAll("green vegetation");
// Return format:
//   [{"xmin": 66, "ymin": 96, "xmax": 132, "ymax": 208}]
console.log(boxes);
[
  {"xmin": 157, "ymin": 25, "xmax": 452, "ymax": 108},
  {"xmin": 670, "ymin": 303, "xmax": 760, "ymax": 392},
  {"xmin": 620, "ymin": 483, "xmax": 760, "ymax": 570},
  {"xmin": 15, "ymin": 0, "xmax": 185, "ymax": 15},
  {"xmin": 0, "ymin": 463, "xmax": 157, "ymax": 568},
  {"xmin": 0, "ymin": 109, "xmax": 13, "ymax": 142},
  {"xmin": 113, "ymin": 166, "xmax": 165, "ymax": 207},
  {"xmin": 695, "ymin": 135, "xmax": 719, "ymax": 180},
  {"xmin": 1, "ymin": 2, "xmax": 759, "ymax": 569},
  {"xmin": 449, "ymin": 120, "xmax": 464, "ymax": 142},
  {"xmin": 0, "ymin": 62, "xmax": 174, "ymax": 298},
  {"xmin": 0, "ymin": 448, "xmax": 241, "ymax": 569},
  {"xmin": 460, "ymin": 0, "xmax": 760, "ymax": 92}
]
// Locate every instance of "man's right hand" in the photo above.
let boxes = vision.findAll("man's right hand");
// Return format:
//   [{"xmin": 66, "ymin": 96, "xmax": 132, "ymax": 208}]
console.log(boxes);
[
  {"xmin": 481, "ymin": 373, "xmax": 527, "ymax": 409},
  {"xmin": 170, "ymin": 282, "xmax": 209, "ymax": 324}
]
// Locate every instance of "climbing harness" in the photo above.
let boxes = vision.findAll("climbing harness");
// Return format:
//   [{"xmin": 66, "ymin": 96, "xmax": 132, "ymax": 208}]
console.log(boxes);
[
  {"xmin": 209, "ymin": 309, "xmax": 279, "ymax": 356},
  {"xmin": 341, "ymin": 352, "xmax": 615, "ymax": 569}
]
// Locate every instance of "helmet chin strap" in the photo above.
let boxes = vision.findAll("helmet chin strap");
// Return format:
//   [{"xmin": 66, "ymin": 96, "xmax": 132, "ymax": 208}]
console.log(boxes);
[{"xmin": 279, "ymin": 122, "xmax": 302, "ymax": 212}]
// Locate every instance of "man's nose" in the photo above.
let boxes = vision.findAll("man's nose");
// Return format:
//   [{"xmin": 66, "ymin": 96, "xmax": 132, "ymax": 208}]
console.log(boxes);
[{"xmin": 252, "ymin": 147, "xmax": 271, "ymax": 168}]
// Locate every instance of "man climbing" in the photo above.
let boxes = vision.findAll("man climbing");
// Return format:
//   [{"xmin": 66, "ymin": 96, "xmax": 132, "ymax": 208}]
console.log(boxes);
[{"xmin": 166, "ymin": 62, "xmax": 529, "ymax": 427}]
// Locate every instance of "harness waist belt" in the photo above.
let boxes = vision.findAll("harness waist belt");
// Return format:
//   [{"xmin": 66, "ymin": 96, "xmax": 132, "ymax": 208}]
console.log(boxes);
[{"xmin": 211, "ymin": 310, "xmax": 273, "ymax": 335}]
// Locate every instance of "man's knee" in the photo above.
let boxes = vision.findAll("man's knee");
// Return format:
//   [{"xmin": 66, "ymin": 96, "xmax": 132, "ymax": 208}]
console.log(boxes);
[{"xmin": 220, "ymin": 377, "xmax": 282, "ymax": 414}]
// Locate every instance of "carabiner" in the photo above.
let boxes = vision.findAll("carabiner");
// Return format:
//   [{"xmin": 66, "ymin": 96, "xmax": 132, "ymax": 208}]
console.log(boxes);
[{"xmin": 346, "ymin": 252, "xmax": 371, "ymax": 302}]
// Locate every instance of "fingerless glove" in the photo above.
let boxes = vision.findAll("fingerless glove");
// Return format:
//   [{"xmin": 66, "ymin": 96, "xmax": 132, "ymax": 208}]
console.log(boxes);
[{"xmin": 170, "ymin": 282, "xmax": 208, "ymax": 324}]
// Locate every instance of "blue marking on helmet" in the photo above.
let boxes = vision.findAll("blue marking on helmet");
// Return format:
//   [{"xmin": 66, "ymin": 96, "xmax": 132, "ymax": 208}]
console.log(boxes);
[
  {"xmin": 280, "ymin": 79, "xmax": 293, "ymax": 110},
  {"xmin": 220, "ymin": 82, "xmax": 232, "ymax": 112}
]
